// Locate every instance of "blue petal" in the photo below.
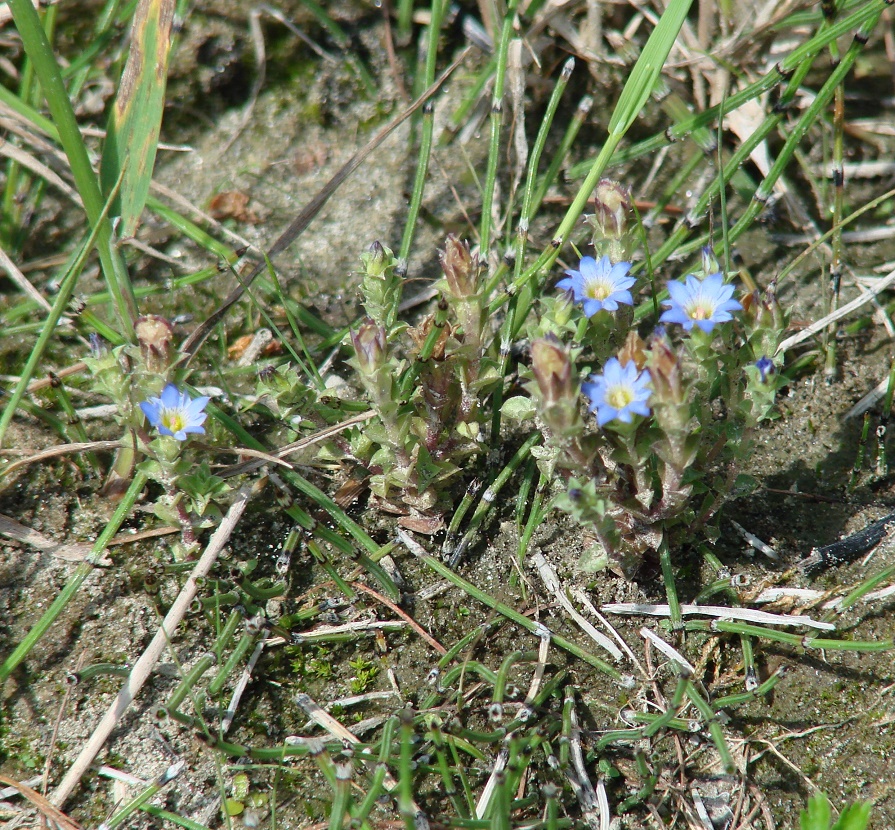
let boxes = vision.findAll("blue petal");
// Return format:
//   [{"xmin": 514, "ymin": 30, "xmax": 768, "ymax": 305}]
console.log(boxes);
[
  {"xmin": 186, "ymin": 395, "xmax": 210, "ymax": 420},
  {"xmin": 608, "ymin": 261, "xmax": 633, "ymax": 284},
  {"xmin": 659, "ymin": 307, "xmax": 688, "ymax": 326},
  {"xmin": 578, "ymin": 256, "xmax": 600, "ymax": 280},
  {"xmin": 665, "ymin": 280, "xmax": 691, "ymax": 306},
  {"xmin": 140, "ymin": 400, "xmax": 162, "ymax": 427},
  {"xmin": 719, "ymin": 297, "xmax": 743, "ymax": 313},
  {"xmin": 159, "ymin": 384, "xmax": 182, "ymax": 408}
]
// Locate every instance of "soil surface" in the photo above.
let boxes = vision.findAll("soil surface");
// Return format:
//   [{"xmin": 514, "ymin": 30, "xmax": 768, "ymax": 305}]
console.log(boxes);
[{"xmin": 3, "ymin": 3, "xmax": 895, "ymax": 829}]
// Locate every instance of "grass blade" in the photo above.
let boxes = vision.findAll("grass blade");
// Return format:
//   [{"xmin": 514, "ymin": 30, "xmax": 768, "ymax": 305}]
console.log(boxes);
[
  {"xmin": 100, "ymin": 0, "xmax": 175, "ymax": 237},
  {"xmin": 8, "ymin": 0, "xmax": 138, "ymax": 338}
]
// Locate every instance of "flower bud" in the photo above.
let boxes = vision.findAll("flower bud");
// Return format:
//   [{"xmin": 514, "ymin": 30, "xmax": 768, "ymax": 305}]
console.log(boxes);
[
  {"xmin": 617, "ymin": 331, "xmax": 648, "ymax": 371},
  {"xmin": 764, "ymin": 280, "xmax": 785, "ymax": 331},
  {"xmin": 531, "ymin": 336, "xmax": 574, "ymax": 407},
  {"xmin": 440, "ymin": 235, "xmax": 479, "ymax": 299},
  {"xmin": 593, "ymin": 179, "xmax": 631, "ymax": 241},
  {"xmin": 647, "ymin": 329, "xmax": 685, "ymax": 404},
  {"xmin": 741, "ymin": 281, "xmax": 786, "ymax": 337},
  {"xmin": 360, "ymin": 241, "xmax": 393, "ymax": 278},
  {"xmin": 135, "ymin": 315, "xmax": 174, "ymax": 373},
  {"xmin": 351, "ymin": 318, "xmax": 387, "ymax": 374},
  {"xmin": 701, "ymin": 245, "xmax": 720, "ymax": 276}
]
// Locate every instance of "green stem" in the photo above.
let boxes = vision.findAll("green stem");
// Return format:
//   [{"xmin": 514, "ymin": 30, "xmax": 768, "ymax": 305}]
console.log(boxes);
[
  {"xmin": 413, "ymin": 550, "xmax": 622, "ymax": 680},
  {"xmin": 658, "ymin": 535, "xmax": 682, "ymax": 630},
  {"xmin": 397, "ymin": 0, "xmax": 443, "ymax": 266},
  {"xmin": 479, "ymin": 0, "xmax": 518, "ymax": 253},
  {"xmin": 0, "ymin": 470, "xmax": 147, "ymax": 684}
]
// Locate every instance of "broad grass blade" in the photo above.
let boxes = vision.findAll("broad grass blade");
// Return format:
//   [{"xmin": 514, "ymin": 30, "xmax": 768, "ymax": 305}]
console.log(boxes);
[
  {"xmin": 100, "ymin": 0, "xmax": 175, "ymax": 236},
  {"xmin": 608, "ymin": 0, "xmax": 694, "ymax": 137}
]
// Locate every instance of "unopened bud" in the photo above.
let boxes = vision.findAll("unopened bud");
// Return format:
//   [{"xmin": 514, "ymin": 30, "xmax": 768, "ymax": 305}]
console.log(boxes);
[
  {"xmin": 351, "ymin": 318, "xmax": 387, "ymax": 374},
  {"xmin": 741, "ymin": 281, "xmax": 785, "ymax": 331},
  {"xmin": 701, "ymin": 245, "xmax": 720, "ymax": 276},
  {"xmin": 765, "ymin": 280, "xmax": 785, "ymax": 330},
  {"xmin": 440, "ymin": 235, "xmax": 479, "ymax": 298},
  {"xmin": 648, "ymin": 329, "xmax": 685, "ymax": 403},
  {"xmin": 360, "ymin": 241, "xmax": 393, "ymax": 278},
  {"xmin": 531, "ymin": 336, "xmax": 574, "ymax": 406},
  {"xmin": 593, "ymin": 179, "xmax": 631, "ymax": 240},
  {"xmin": 618, "ymin": 331, "xmax": 648, "ymax": 371},
  {"xmin": 135, "ymin": 315, "xmax": 174, "ymax": 373}
]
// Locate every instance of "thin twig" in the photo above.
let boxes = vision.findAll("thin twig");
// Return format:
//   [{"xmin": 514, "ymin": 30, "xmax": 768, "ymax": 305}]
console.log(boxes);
[
  {"xmin": 180, "ymin": 48, "xmax": 471, "ymax": 362},
  {"xmin": 776, "ymin": 265, "xmax": 895, "ymax": 354},
  {"xmin": 0, "ymin": 244, "xmax": 51, "ymax": 310},
  {"xmin": 2, "ymin": 440, "xmax": 122, "ymax": 475},
  {"xmin": 222, "ymin": 636, "xmax": 267, "ymax": 735},
  {"xmin": 532, "ymin": 552, "xmax": 623, "ymax": 661},
  {"xmin": 639, "ymin": 627, "xmax": 696, "ymax": 675},
  {"xmin": 603, "ymin": 602, "xmax": 835, "ymax": 631},
  {"xmin": 0, "ymin": 775, "xmax": 81, "ymax": 830},
  {"xmin": 353, "ymin": 582, "xmax": 446, "ymax": 655},
  {"xmin": 51, "ymin": 482, "xmax": 257, "ymax": 807}
]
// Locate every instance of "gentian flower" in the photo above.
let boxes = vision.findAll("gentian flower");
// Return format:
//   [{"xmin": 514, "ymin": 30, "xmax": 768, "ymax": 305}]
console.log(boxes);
[
  {"xmin": 755, "ymin": 356, "xmax": 775, "ymax": 383},
  {"xmin": 659, "ymin": 273, "xmax": 742, "ymax": 333},
  {"xmin": 582, "ymin": 358, "xmax": 652, "ymax": 427},
  {"xmin": 557, "ymin": 255, "xmax": 635, "ymax": 316},
  {"xmin": 140, "ymin": 384, "xmax": 209, "ymax": 441}
]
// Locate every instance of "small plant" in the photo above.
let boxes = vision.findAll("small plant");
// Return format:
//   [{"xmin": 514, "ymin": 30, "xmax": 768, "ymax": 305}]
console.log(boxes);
[
  {"xmin": 84, "ymin": 316, "xmax": 231, "ymax": 556},
  {"xmin": 347, "ymin": 655, "xmax": 380, "ymax": 694},
  {"xmin": 345, "ymin": 239, "xmax": 501, "ymax": 517},
  {"xmin": 800, "ymin": 793, "xmax": 872, "ymax": 830},
  {"xmin": 506, "ymin": 180, "xmax": 789, "ymax": 576}
]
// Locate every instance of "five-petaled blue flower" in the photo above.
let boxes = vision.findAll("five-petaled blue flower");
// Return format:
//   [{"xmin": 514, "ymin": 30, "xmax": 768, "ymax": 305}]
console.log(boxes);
[
  {"xmin": 582, "ymin": 357, "xmax": 652, "ymax": 427},
  {"xmin": 140, "ymin": 384, "xmax": 209, "ymax": 441},
  {"xmin": 659, "ymin": 272, "xmax": 742, "ymax": 333},
  {"xmin": 557, "ymin": 255, "xmax": 635, "ymax": 317}
]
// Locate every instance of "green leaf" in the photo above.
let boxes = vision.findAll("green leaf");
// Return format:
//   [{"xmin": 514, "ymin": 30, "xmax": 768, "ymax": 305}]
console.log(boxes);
[
  {"xmin": 801, "ymin": 793, "xmax": 832, "ymax": 830},
  {"xmin": 414, "ymin": 443, "xmax": 442, "ymax": 494},
  {"xmin": 501, "ymin": 395, "xmax": 536, "ymax": 421},
  {"xmin": 100, "ymin": 0, "xmax": 175, "ymax": 236},
  {"xmin": 832, "ymin": 802, "xmax": 873, "ymax": 830}
]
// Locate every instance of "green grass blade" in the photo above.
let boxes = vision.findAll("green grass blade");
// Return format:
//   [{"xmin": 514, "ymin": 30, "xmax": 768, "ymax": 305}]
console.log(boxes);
[
  {"xmin": 100, "ymin": 0, "xmax": 175, "ymax": 237},
  {"xmin": 8, "ymin": 0, "xmax": 137, "ymax": 337},
  {"xmin": 607, "ymin": 0, "xmax": 695, "ymax": 137},
  {"xmin": 0, "ymin": 470, "xmax": 148, "ymax": 685},
  {"xmin": 528, "ymin": 0, "xmax": 694, "ymax": 274},
  {"xmin": 0, "ymin": 165, "xmax": 124, "ymax": 446}
]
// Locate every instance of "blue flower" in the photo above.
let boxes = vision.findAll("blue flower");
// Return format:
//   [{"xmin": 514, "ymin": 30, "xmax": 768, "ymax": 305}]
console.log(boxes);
[
  {"xmin": 140, "ymin": 384, "xmax": 209, "ymax": 441},
  {"xmin": 755, "ymin": 356, "xmax": 775, "ymax": 383},
  {"xmin": 659, "ymin": 272, "xmax": 742, "ymax": 333},
  {"xmin": 582, "ymin": 358, "xmax": 652, "ymax": 427},
  {"xmin": 557, "ymin": 255, "xmax": 635, "ymax": 317}
]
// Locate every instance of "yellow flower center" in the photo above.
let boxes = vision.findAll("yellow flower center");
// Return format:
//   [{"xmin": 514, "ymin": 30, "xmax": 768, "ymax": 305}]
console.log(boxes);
[
  {"xmin": 586, "ymin": 280, "xmax": 611, "ymax": 301},
  {"xmin": 690, "ymin": 303, "xmax": 711, "ymax": 319},
  {"xmin": 162, "ymin": 411, "xmax": 186, "ymax": 433},
  {"xmin": 606, "ymin": 386, "xmax": 633, "ymax": 410}
]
